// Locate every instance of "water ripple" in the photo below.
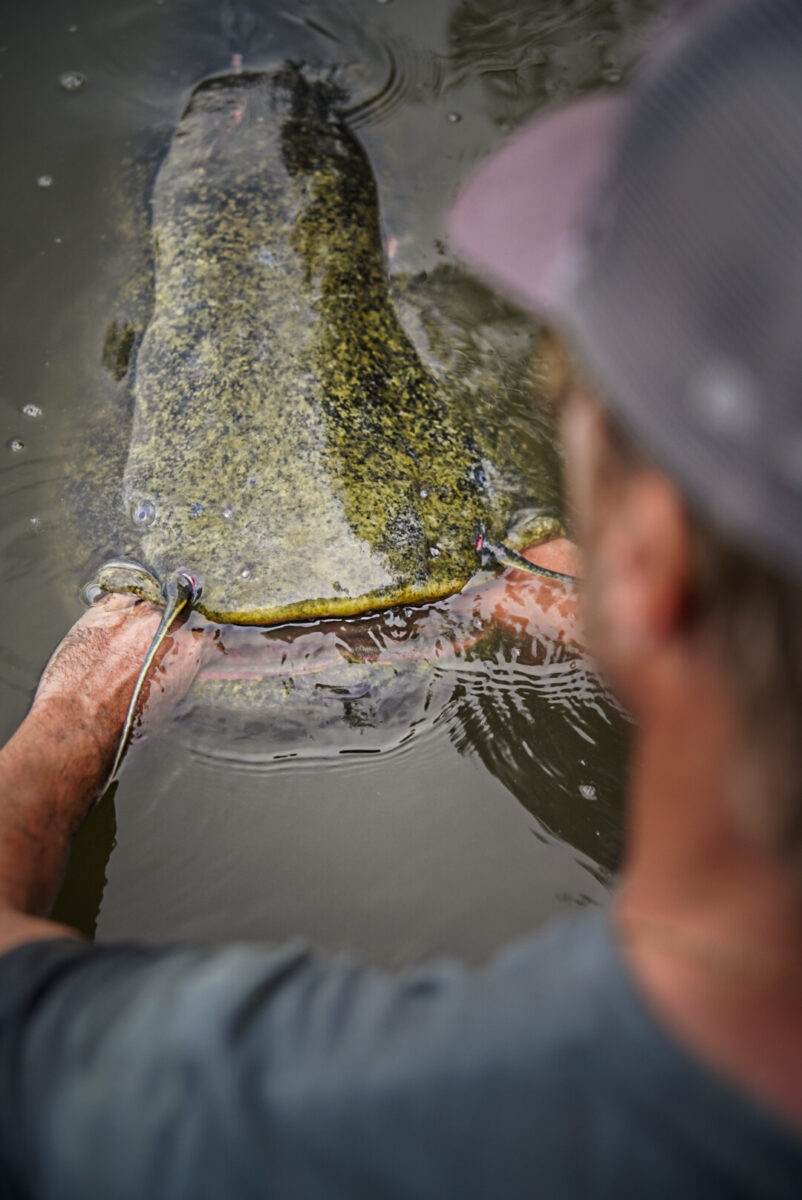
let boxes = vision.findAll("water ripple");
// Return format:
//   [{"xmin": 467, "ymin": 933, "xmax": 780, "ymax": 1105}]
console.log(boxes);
[{"xmin": 344, "ymin": 37, "xmax": 445, "ymax": 129}]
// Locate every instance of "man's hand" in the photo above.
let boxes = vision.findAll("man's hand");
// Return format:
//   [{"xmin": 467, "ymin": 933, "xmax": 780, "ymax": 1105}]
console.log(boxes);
[
  {"xmin": 34, "ymin": 592, "xmax": 212, "ymax": 763},
  {"xmin": 451, "ymin": 537, "xmax": 584, "ymax": 655},
  {"xmin": 0, "ymin": 594, "xmax": 215, "ymax": 954}
]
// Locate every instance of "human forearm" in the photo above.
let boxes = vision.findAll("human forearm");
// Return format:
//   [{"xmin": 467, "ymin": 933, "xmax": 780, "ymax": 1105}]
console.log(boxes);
[
  {"xmin": 0, "ymin": 593, "xmax": 211, "ymax": 950},
  {"xmin": 0, "ymin": 694, "xmax": 111, "ymax": 918},
  {"xmin": 452, "ymin": 537, "xmax": 584, "ymax": 653},
  {"xmin": 0, "ymin": 594, "xmax": 162, "ymax": 930}
]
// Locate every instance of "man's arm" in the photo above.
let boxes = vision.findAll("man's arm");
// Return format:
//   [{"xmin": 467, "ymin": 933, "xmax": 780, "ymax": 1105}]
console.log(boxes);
[
  {"xmin": 0, "ymin": 594, "xmax": 209, "ymax": 954},
  {"xmin": 451, "ymin": 537, "xmax": 584, "ymax": 652}
]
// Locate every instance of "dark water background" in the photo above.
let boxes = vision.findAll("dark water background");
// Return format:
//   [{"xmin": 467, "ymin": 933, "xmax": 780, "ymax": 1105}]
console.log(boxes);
[{"xmin": 0, "ymin": 0, "xmax": 662, "ymax": 967}]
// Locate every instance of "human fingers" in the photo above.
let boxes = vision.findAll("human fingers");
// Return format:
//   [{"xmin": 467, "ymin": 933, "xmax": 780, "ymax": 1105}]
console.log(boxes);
[
  {"xmin": 35, "ymin": 598, "xmax": 163, "ymax": 705},
  {"xmin": 138, "ymin": 624, "xmax": 216, "ymax": 727},
  {"xmin": 33, "ymin": 597, "xmax": 215, "ymax": 729}
]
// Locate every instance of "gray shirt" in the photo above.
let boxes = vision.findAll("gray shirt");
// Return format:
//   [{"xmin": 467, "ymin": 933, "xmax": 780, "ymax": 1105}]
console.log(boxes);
[{"xmin": 1, "ymin": 910, "xmax": 800, "ymax": 1198}]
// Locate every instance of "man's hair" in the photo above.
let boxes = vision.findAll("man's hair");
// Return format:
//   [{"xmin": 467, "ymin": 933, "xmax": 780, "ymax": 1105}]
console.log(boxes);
[{"xmin": 597, "ymin": 408, "xmax": 802, "ymax": 884}]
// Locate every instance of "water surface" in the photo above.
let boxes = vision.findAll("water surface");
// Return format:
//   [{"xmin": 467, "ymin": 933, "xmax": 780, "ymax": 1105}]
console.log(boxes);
[{"xmin": 0, "ymin": 0, "xmax": 659, "ymax": 966}]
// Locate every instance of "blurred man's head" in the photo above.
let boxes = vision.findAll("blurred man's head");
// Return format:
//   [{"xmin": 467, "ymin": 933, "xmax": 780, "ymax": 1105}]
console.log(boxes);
[
  {"xmin": 450, "ymin": 0, "xmax": 802, "ymax": 880},
  {"xmin": 560, "ymin": 374, "xmax": 802, "ymax": 882}
]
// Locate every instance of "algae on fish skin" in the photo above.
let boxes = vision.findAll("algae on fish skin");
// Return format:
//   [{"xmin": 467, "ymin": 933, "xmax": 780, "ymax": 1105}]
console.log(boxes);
[
  {"xmin": 122, "ymin": 65, "xmax": 559, "ymax": 625},
  {"xmin": 102, "ymin": 320, "xmax": 137, "ymax": 382}
]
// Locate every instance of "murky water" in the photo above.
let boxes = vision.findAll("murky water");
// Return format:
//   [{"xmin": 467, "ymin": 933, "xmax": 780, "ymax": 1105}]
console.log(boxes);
[{"xmin": 0, "ymin": 0, "xmax": 660, "ymax": 967}]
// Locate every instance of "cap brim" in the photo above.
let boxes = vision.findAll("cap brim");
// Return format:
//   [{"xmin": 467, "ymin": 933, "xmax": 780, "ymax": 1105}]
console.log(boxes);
[{"xmin": 448, "ymin": 93, "xmax": 628, "ymax": 318}]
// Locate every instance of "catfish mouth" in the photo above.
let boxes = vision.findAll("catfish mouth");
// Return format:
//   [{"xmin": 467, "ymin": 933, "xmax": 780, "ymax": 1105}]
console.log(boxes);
[
  {"xmin": 82, "ymin": 556, "xmax": 485, "ymax": 688},
  {"xmin": 195, "ymin": 604, "xmax": 483, "ymax": 685},
  {"xmin": 174, "ymin": 599, "xmax": 485, "ymax": 767}
]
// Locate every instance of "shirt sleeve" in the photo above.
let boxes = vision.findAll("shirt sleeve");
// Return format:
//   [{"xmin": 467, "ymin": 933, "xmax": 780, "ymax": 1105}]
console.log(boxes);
[
  {"xmin": 4, "ymin": 919, "xmax": 800, "ymax": 1200},
  {"xmin": 0, "ymin": 934, "xmax": 541, "ymax": 1200}
]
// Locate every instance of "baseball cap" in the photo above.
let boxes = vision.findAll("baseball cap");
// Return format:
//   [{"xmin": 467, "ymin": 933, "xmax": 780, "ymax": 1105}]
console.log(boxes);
[{"xmin": 449, "ymin": 0, "xmax": 802, "ymax": 580}]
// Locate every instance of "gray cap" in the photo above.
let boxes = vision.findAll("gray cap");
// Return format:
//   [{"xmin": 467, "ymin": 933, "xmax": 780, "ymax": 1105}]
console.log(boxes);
[{"xmin": 449, "ymin": 0, "xmax": 802, "ymax": 580}]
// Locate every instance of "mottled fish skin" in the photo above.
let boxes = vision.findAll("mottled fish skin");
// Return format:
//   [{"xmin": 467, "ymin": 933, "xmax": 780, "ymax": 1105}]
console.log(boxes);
[{"xmin": 122, "ymin": 66, "xmax": 558, "ymax": 625}]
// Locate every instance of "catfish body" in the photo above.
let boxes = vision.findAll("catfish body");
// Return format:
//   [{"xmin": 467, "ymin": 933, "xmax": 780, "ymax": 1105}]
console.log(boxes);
[{"xmin": 123, "ymin": 66, "xmax": 556, "ymax": 624}]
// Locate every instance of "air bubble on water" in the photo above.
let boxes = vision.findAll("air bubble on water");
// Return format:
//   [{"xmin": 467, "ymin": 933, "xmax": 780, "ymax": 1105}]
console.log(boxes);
[
  {"xmin": 419, "ymin": 487, "xmax": 428, "ymax": 498},
  {"xmin": 602, "ymin": 68, "xmax": 621, "ymax": 84},
  {"xmin": 429, "ymin": 545, "xmax": 441, "ymax": 558},
  {"xmin": 221, "ymin": 503, "xmax": 234, "ymax": 520},
  {"xmin": 54, "ymin": 237, "xmax": 63, "ymax": 245},
  {"xmin": 37, "ymin": 175, "xmax": 53, "ymax": 189},
  {"xmin": 579, "ymin": 783, "xmax": 597, "ymax": 801},
  {"xmin": 447, "ymin": 112, "xmax": 462, "ymax": 123},
  {"xmin": 131, "ymin": 499, "xmax": 156, "ymax": 528},
  {"xmin": 59, "ymin": 71, "xmax": 85, "ymax": 92},
  {"xmin": 7, "ymin": 438, "xmax": 24, "ymax": 453},
  {"xmin": 67, "ymin": 25, "xmax": 78, "ymax": 34},
  {"xmin": 240, "ymin": 567, "xmax": 252, "ymax": 580},
  {"xmin": 22, "ymin": 403, "xmax": 42, "ymax": 419},
  {"xmin": 29, "ymin": 516, "xmax": 40, "ymax": 532}
]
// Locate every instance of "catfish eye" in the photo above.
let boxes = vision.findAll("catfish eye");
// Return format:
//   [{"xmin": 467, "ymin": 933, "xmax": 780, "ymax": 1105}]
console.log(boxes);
[{"xmin": 131, "ymin": 499, "xmax": 156, "ymax": 528}]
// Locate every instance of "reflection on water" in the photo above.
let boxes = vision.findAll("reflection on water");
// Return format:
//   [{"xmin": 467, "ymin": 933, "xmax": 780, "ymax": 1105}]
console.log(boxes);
[
  {"xmin": 1, "ymin": 0, "xmax": 656, "ymax": 966},
  {"xmin": 447, "ymin": 0, "xmax": 663, "ymax": 122}
]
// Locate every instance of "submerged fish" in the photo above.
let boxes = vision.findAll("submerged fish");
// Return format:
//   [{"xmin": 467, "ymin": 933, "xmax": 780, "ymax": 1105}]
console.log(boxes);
[{"xmin": 101, "ymin": 64, "xmax": 562, "ymax": 625}]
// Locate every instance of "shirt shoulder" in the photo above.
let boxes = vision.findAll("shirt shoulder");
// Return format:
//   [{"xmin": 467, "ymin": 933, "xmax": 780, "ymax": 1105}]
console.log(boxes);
[{"xmin": 1, "ymin": 912, "xmax": 800, "ymax": 1200}]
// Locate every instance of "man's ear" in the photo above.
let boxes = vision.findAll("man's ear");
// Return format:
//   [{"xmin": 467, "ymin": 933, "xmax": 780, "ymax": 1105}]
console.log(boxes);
[{"xmin": 591, "ymin": 470, "xmax": 691, "ymax": 655}]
